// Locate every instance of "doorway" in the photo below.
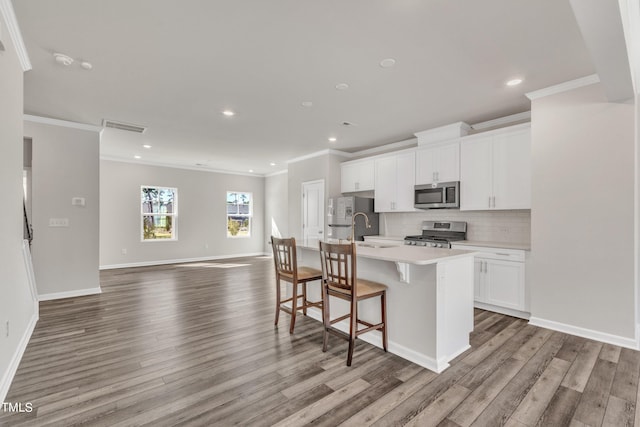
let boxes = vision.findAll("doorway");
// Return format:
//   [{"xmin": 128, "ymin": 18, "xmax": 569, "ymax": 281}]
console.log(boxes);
[{"xmin": 301, "ymin": 180, "xmax": 324, "ymax": 247}]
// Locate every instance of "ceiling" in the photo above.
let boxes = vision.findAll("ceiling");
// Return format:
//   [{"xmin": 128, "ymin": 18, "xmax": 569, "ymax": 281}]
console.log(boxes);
[{"xmin": 14, "ymin": 0, "xmax": 600, "ymax": 175}]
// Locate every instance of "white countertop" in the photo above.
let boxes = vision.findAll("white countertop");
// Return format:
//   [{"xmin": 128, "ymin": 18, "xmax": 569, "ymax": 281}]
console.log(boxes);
[
  {"xmin": 299, "ymin": 242, "xmax": 476, "ymax": 266},
  {"xmin": 363, "ymin": 235, "xmax": 406, "ymax": 242},
  {"xmin": 453, "ymin": 240, "xmax": 531, "ymax": 251}
]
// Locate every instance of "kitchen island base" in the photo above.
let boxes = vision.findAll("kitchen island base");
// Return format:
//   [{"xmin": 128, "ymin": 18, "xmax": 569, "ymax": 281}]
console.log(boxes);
[{"xmin": 297, "ymin": 245, "xmax": 475, "ymax": 373}]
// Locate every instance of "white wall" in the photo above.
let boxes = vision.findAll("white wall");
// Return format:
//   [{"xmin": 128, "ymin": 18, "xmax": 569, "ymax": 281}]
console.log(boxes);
[
  {"xmin": 264, "ymin": 171, "xmax": 288, "ymax": 253},
  {"xmin": 100, "ymin": 160, "xmax": 265, "ymax": 267},
  {"xmin": 530, "ymin": 82, "xmax": 635, "ymax": 341},
  {"xmin": 0, "ymin": 11, "xmax": 38, "ymax": 400},
  {"xmin": 25, "ymin": 121, "xmax": 101, "ymax": 298},
  {"xmin": 287, "ymin": 151, "xmax": 348, "ymax": 243}
]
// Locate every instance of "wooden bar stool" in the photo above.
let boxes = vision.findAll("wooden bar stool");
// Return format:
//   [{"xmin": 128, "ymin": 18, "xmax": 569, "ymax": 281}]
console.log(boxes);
[
  {"xmin": 271, "ymin": 236, "xmax": 323, "ymax": 334},
  {"xmin": 318, "ymin": 241, "xmax": 388, "ymax": 366}
]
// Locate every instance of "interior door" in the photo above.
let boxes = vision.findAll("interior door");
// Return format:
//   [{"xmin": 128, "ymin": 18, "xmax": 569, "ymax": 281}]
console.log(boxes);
[{"xmin": 302, "ymin": 180, "xmax": 325, "ymax": 247}]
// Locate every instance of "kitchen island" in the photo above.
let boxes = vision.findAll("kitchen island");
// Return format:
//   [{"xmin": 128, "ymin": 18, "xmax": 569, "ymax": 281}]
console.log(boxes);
[{"xmin": 297, "ymin": 243, "xmax": 476, "ymax": 373}]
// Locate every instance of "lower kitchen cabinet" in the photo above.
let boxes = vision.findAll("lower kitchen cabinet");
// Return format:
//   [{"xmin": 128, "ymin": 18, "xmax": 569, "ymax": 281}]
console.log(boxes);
[{"xmin": 453, "ymin": 244, "xmax": 528, "ymax": 318}]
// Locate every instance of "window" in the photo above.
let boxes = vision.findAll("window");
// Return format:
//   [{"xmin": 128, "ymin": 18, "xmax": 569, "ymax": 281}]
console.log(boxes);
[
  {"xmin": 227, "ymin": 191, "xmax": 252, "ymax": 238},
  {"xmin": 141, "ymin": 186, "xmax": 177, "ymax": 240}
]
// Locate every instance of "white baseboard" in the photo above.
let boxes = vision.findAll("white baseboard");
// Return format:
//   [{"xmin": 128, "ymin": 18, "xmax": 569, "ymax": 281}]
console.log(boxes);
[
  {"xmin": 305, "ymin": 308, "xmax": 447, "ymax": 373},
  {"xmin": 529, "ymin": 316, "xmax": 639, "ymax": 350},
  {"xmin": 99, "ymin": 252, "xmax": 269, "ymax": 270},
  {"xmin": 475, "ymin": 302, "xmax": 530, "ymax": 320},
  {"xmin": 38, "ymin": 287, "xmax": 102, "ymax": 301},
  {"xmin": 0, "ymin": 311, "xmax": 38, "ymax": 402}
]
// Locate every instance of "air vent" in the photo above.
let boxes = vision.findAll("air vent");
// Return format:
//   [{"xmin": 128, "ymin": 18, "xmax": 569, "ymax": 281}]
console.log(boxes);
[{"xmin": 102, "ymin": 119, "xmax": 147, "ymax": 133}]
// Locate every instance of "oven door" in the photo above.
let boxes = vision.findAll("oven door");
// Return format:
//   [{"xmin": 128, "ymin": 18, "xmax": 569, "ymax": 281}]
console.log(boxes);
[{"xmin": 414, "ymin": 182, "xmax": 459, "ymax": 209}]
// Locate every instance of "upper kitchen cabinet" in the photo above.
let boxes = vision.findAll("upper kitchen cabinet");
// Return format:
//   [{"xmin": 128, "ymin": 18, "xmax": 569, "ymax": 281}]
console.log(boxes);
[
  {"xmin": 341, "ymin": 159, "xmax": 374, "ymax": 193},
  {"xmin": 375, "ymin": 151, "xmax": 416, "ymax": 212},
  {"xmin": 460, "ymin": 123, "xmax": 531, "ymax": 210},
  {"xmin": 415, "ymin": 141, "xmax": 460, "ymax": 185}
]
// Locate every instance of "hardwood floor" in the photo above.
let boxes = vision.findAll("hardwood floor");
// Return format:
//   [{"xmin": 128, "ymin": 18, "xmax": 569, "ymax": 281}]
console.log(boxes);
[{"xmin": 2, "ymin": 256, "xmax": 640, "ymax": 426}]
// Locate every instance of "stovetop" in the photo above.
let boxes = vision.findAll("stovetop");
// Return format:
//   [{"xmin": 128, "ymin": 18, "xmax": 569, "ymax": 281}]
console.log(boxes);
[{"xmin": 404, "ymin": 220, "xmax": 467, "ymax": 248}]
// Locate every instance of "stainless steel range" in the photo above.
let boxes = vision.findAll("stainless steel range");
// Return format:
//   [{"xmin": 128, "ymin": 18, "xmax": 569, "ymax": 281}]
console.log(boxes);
[{"xmin": 404, "ymin": 220, "xmax": 467, "ymax": 248}]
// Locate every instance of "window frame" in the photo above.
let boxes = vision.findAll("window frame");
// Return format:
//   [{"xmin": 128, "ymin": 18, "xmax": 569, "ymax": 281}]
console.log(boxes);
[
  {"xmin": 140, "ymin": 185, "xmax": 178, "ymax": 242},
  {"xmin": 226, "ymin": 191, "xmax": 252, "ymax": 238}
]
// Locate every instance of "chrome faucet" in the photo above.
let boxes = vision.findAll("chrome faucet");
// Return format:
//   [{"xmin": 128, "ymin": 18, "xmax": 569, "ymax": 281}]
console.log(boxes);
[{"xmin": 350, "ymin": 211, "xmax": 371, "ymax": 242}]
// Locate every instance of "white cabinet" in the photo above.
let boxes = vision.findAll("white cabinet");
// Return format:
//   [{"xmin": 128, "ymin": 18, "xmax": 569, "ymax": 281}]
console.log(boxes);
[
  {"xmin": 341, "ymin": 160, "xmax": 374, "ymax": 193},
  {"xmin": 374, "ymin": 151, "xmax": 416, "ymax": 212},
  {"xmin": 415, "ymin": 141, "xmax": 460, "ymax": 184},
  {"xmin": 460, "ymin": 124, "xmax": 531, "ymax": 210},
  {"xmin": 452, "ymin": 244, "xmax": 527, "ymax": 317}
]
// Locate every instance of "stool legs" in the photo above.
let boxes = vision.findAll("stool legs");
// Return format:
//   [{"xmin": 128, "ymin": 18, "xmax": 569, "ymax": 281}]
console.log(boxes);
[
  {"xmin": 274, "ymin": 279, "xmax": 281, "ymax": 326},
  {"xmin": 289, "ymin": 282, "xmax": 298, "ymax": 334}
]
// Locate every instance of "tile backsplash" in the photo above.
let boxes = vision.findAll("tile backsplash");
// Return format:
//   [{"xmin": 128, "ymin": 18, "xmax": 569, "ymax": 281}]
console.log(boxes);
[{"xmin": 381, "ymin": 210, "xmax": 531, "ymax": 244}]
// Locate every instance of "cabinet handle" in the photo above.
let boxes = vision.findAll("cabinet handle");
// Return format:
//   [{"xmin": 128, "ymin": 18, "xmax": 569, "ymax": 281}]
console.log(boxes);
[
  {"xmin": 436, "ymin": 171, "xmax": 439, "ymax": 181},
  {"xmin": 488, "ymin": 197, "xmax": 491, "ymax": 208},
  {"xmin": 355, "ymin": 182, "xmax": 359, "ymax": 190},
  {"xmin": 492, "ymin": 196, "xmax": 496, "ymax": 208},
  {"xmin": 433, "ymin": 172, "xmax": 436, "ymax": 182}
]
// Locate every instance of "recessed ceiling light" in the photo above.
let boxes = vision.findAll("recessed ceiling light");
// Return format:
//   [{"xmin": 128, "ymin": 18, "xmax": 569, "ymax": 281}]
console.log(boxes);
[
  {"xmin": 301, "ymin": 101, "xmax": 313, "ymax": 107},
  {"xmin": 143, "ymin": 144, "xmax": 152, "ymax": 149},
  {"xmin": 134, "ymin": 155, "xmax": 141, "ymax": 159},
  {"xmin": 328, "ymin": 137, "xmax": 337, "ymax": 142},
  {"xmin": 80, "ymin": 61, "xmax": 93, "ymax": 70},
  {"xmin": 53, "ymin": 53, "xmax": 73, "ymax": 66},
  {"xmin": 380, "ymin": 58, "xmax": 396, "ymax": 68},
  {"xmin": 506, "ymin": 78, "xmax": 523, "ymax": 86},
  {"xmin": 249, "ymin": 169, "xmax": 254, "ymax": 173},
  {"xmin": 222, "ymin": 110, "xmax": 235, "ymax": 117},
  {"xmin": 270, "ymin": 162, "xmax": 276, "ymax": 166},
  {"xmin": 335, "ymin": 83, "xmax": 349, "ymax": 91}
]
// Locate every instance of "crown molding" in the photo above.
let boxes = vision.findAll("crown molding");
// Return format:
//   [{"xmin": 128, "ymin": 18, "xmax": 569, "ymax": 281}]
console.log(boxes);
[
  {"xmin": 286, "ymin": 149, "xmax": 353, "ymax": 164},
  {"xmin": 351, "ymin": 138, "xmax": 417, "ymax": 157},
  {"xmin": 0, "ymin": 0, "xmax": 31, "ymax": 71},
  {"xmin": 24, "ymin": 114, "xmax": 103, "ymax": 132},
  {"xmin": 470, "ymin": 111, "xmax": 531, "ymax": 131},
  {"xmin": 525, "ymin": 74, "xmax": 601, "ymax": 100},
  {"xmin": 100, "ymin": 155, "xmax": 265, "ymax": 177},
  {"xmin": 265, "ymin": 169, "xmax": 288, "ymax": 177}
]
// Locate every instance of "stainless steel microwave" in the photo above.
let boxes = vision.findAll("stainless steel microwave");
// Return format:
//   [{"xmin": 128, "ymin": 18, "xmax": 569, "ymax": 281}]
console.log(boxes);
[{"xmin": 414, "ymin": 181, "xmax": 460, "ymax": 209}]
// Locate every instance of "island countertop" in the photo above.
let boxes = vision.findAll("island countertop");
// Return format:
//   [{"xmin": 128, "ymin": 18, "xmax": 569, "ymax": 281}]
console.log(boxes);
[{"xmin": 299, "ymin": 242, "xmax": 476, "ymax": 266}]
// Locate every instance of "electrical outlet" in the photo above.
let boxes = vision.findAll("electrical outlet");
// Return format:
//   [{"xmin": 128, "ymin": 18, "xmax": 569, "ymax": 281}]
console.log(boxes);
[
  {"xmin": 5, "ymin": 320, "xmax": 9, "ymax": 338},
  {"xmin": 204, "ymin": 243, "xmax": 209, "ymax": 249},
  {"xmin": 49, "ymin": 218, "xmax": 69, "ymax": 227},
  {"xmin": 121, "ymin": 248, "xmax": 127, "ymax": 255}
]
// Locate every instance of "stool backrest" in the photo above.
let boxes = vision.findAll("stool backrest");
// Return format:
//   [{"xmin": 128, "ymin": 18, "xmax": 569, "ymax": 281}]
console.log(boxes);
[
  {"xmin": 271, "ymin": 236, "xmax": 297, "ymax": 278},
  {"xmin": 318, "ymin": 241, "xmax": 357, "ymax": 295}
]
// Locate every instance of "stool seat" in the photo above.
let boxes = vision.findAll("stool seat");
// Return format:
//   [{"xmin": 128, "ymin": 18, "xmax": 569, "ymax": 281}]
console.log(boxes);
[
  {"xmin": 328, "ymin": 279, "xmax": 387, "ymax": 298},
  {"xmin": 280, "ymin": 266, "xmax": 323, "ymax": 282},
  {"xmin": 271, "ymin": 236, "xmax": 323, "ymax": 334}
]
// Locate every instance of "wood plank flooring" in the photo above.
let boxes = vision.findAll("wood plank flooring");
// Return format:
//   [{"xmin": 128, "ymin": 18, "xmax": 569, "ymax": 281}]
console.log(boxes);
[{"xmin": 2, "ymin": 256, "xmax": 640, "ymax": 426}]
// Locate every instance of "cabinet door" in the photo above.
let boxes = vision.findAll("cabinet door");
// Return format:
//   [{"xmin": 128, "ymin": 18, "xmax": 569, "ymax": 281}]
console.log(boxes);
[
  {"xmin": 485, "ymin": 259, "xmax": 525, "ymax": 311},
  {"xmin": 395, "ymin": 152, "xmax": 416, "ymax": 211},
  {"xmin": 474, "ymin": 259, "xmax": 485, "ymax": 303},
  {"xmin": 460, "ymin": 136, "xmax": 493, "ymax": 210},
  {"xmin": 341, "ymin": 163, "xmax": 358, "ymax": 193},
  {"xmin": 435, "ymin": 142, "xmax": 460, "ymax": 182},
  {"xmin": 356, "ymin": 160, "xmax": 375, "ymax": 191},
  {"xmin": 492, "ymin": 130, "xmax": 531, "ymax": 209},
  {"xmin": 374, "ymin": 156, "xmax": 397, "ymax": 212},
  {"xmin": 415, "ymin": 147, "xmax": 437, "ymax": 185}
]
